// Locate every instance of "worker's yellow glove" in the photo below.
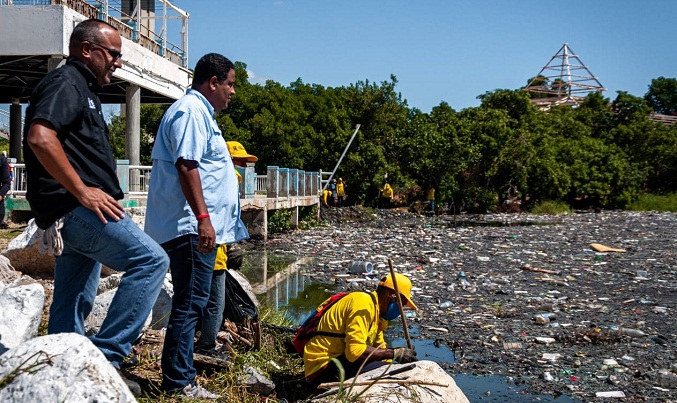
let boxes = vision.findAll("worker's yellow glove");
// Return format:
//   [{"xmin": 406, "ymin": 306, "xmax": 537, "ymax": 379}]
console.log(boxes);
[{"xmin": 393, "ymin": 347, "xmax": 417, "ymax": 363}]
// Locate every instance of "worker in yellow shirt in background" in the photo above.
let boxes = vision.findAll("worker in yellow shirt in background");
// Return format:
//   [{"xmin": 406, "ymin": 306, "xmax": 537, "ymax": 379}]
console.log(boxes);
[
  {"xmin": 336, "ymin": 177, "xmax": 346, "ymax": 207},
  {"xmin": 303, "ymin": 273, "xmax": 418, "ymax": 389},
  {"xmin": 380, "ymin": 183, "xmax": 393, "ymax": 208},
  {"xmin": 426, "ymin": 184, "xmax": 435, "ymax": 212},
  {"xmin": 195, "ymin": 141, "xmax": 256, "ymax": 357}
]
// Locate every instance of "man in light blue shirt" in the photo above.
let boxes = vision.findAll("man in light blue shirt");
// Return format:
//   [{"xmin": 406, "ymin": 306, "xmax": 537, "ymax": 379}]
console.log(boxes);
[{"xmin": 144, "ymin": 53, "xmax": 248, "ymax": 399}]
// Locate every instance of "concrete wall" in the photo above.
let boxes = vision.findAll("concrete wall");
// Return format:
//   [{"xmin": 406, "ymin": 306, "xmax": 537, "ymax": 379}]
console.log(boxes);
[{"xmin": 0, "ymin": 5, "xmax": 190, "ymax": 101}]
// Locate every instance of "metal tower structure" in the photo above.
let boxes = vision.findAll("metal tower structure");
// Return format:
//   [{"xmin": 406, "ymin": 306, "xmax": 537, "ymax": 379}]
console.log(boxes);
[{"xmin": 524, "ymin": 43, "xmax": 605, "ymax": 110}]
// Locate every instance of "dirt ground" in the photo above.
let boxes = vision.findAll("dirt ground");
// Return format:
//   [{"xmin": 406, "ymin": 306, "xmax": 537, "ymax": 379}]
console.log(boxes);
[{"xmin": 261, "ymin": 207, "xmax": 677, "ymax": 402}]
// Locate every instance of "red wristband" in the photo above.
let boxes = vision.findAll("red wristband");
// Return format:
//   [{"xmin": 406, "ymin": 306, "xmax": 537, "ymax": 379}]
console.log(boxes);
[{"xmin": 196, "ymin": 213, "xmax": 210, "ymax": 220}]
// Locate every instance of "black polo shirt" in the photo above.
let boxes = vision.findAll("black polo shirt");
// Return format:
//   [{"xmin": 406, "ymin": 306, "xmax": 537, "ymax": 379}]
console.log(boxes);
[{"xmin": 23, "ymin": 57, "xmax": 123, "ymax": 229}]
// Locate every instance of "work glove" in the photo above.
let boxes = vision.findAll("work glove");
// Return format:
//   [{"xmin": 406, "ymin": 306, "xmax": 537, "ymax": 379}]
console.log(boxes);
[{"xmin": 393, "ymin": 347, "xmax": 418, "ymax": 364}]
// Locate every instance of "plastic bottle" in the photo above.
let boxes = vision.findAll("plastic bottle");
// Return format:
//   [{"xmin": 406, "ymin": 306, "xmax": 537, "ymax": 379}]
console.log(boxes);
[
  {"xmin": 619, "ymin": 327, "xmax": 646, "ymax": 338},
  {"xmin": 439, "ymin": 301, "xmax": 453, "ymax": 309},
  {"xmin": 349, "ymin": 261, "xmax": 373, "ymax": 274}
]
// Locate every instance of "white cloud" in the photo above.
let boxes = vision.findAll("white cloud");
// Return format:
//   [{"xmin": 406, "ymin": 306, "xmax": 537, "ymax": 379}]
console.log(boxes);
[{"xmin": 247, "ymin": 69, "xmax": 271, "ymax": 84}]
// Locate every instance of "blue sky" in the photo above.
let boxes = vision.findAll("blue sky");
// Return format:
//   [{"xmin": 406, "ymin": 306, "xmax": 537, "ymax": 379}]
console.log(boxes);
[{"xmin": 168, "ymin": 0, "xmax": 676, "ymax": 112}]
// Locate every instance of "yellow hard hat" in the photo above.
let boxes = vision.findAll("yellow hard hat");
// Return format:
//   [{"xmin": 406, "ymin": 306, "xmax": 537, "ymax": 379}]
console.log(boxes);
[
  {"xmin": 379, "ymin": 273, "xmax": 417, "ymax": 310},
  {"xmin": 227, "ymin": 141, "xmax": 258, "ymax": 162}
]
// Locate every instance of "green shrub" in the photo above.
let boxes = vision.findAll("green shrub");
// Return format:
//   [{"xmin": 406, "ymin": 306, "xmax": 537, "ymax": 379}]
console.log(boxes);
[
  {"xmin": 629, "ymin": 193, "xmax": 677, "ymax": 212},
  {"xmin": 529, "ymin": 200, "xmax": 572, "ymax": 215},
  {"xmin": 298, "ymin": 206, "xmax": 319, "ymax": 230},
  {"xmin": 268, "ymin": 209, "xmax": 293, "ymax": 234}
]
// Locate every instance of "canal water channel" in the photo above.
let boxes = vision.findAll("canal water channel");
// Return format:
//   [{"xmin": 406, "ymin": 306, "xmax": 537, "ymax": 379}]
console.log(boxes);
[{"xmin": 240, "ymin": 250, "xmax": 579, "ymax": 402}]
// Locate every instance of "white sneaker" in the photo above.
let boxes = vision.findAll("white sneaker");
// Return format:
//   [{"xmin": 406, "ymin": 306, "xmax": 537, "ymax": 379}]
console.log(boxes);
[{"xmin": 181, "ymin": 383, "xmax": 221, "ymax": 400}]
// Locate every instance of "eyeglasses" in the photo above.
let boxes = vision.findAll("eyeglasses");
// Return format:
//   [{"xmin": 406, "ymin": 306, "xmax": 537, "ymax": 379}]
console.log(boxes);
[{"xmin": 86, "ymin": 40, "xmax": 122, "ymax": 61}]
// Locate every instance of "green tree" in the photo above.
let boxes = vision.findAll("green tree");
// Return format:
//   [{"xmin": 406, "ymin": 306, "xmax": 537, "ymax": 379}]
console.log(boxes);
[
  {"xmin": 478, "ymin": 89, "xmax": 536, "ymax": 123},
  {"xmin": 108, "ymin": 104, "xmax": 168, "ymax": 165},
  {"xmin": 612, "ymin": 91, "xmax": 652, "ymax": 125},
  {"xmin": 645, "ymin": 76, "xmax": 677, "ymax": 115}
]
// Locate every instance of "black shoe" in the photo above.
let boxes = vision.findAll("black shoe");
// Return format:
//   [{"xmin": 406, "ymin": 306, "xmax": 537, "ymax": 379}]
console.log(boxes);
[{"xmin": 116, "ymin": 368, "xmax": 141, "ymax": 397}]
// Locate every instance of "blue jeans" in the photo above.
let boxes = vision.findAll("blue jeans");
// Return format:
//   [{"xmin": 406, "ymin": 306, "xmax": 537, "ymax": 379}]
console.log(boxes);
[
  {"xmin": 196, "ymin": 269, "xmax": 226, "ymax": 353},
  {"xmin": 48, "ymin": 206, "xmax": 169, "ymax": 368},
  {"xmin": 160, "ymin": 234, "xmax": 216, "ymax": 391}
]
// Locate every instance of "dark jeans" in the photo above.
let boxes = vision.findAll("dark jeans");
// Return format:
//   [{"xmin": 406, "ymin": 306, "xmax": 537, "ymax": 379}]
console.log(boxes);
[
  {"xmin": 196, "ymin": 269, "xmax": 226, "ymax": 353},
  {"xmin": 0, "ymin": 196, "xmax": 5, "ymax": 225},
  {"xmin": 160, "ymin": 234, "xmax": 216, "ymax": 391}
]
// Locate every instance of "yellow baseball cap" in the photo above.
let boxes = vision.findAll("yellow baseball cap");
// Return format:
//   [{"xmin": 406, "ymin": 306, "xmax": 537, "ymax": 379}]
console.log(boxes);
[
  {"xmin": 379, "ymin": 273, "xmax": 417, "ymax": 310},
  {"xmin": 227, "ymin": 141, "xmax": 258, "ymax": 162}
]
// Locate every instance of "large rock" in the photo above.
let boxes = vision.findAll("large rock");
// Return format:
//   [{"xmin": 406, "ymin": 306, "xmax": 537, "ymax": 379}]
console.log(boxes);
[
  {"xmin": 0, "ymin": 333, "xmax": 136, "ymax": 402},
  {"xmin": 85, "ymin": 272, "xmax": 173, "ymax": 334},
  {"xmin": 311, "ymin": 360, "xmax": 469, "ymax": 403},
  {"xmin": 239, "ymin": 365, "xmax": 275, "ymax": 395},
  {"xmin": 149, "ymin": 273, "xmax": 174, "ymax": 330},
  {"xmin": 2, "ymin": 219, "xmax": 55, "ymax": 277},
  {"xmin": 2, "ymin": 219, "xmax": 132, "ymax": 278},
  {"xmin": 0, "ymin": 255, "xmax": 19, "ymax": 284},
  {"xmin": 0, "ymin": 281, "xmax": 44, "ymax": 354}
]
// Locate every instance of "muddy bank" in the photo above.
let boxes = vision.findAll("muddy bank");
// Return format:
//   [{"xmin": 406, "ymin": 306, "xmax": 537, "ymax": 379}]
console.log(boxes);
[{"xmin": 260, "ymin": 208, "xmax": 677, "ymax": 401}]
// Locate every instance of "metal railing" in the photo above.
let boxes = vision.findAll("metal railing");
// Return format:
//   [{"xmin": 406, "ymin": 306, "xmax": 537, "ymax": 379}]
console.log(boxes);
[
  {"xmin": 128, "ymin": 165, "xmax": 152, "ymax": 195},
  {"xmin": 256, "ymin": 175, "xmax": 267, "ymax": 194},
  {"xmin": 10, "ymin": 163, "xmax": 268, "ymax": 198},
  {"xmin": 9, "ymin": 162, "xmax": 26, "ymax": 197}
]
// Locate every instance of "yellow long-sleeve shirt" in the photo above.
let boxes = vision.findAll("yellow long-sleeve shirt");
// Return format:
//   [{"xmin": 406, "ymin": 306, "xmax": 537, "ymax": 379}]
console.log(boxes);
[
  {"xmin": 303, "ymin": 291, "xmax": 387, "ymax": 378},
  {"xmin": 213, "ymin": 169, "xmax": 243, "ymax": 271}
]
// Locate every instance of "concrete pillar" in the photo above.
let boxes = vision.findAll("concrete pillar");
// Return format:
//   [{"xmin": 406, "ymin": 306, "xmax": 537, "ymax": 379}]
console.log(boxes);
[
  {"xmin": 244, "ymin": 162, "xmax": 256, "ymax": 199},
  {"xmin": 307, "ymin": 172, "xmax": 313, "ymax": 195},
  {"xmin": 125, "ymin": 85, "xmax": 141, "ymax": 192},
  {"xmin": 291, "ymin": 205, "xmax": 299, "ymax": 230},
  {"xmin": 48, "ymin": 57, "xmax": 65, "ymax": 72},
  {"xmin": 279, "ymin": 168, "xmax": 289, "ymax": 197},
  {"xmin": 125, "ymin": 85, "xmax": 141, "ymax": 165},
  {"xmin": 267, "ymin": 166, "xmax": 279, "ymax": 198},
  {"xmin": 9, "ymin": 99, "xmax": 22, "ymax": 161},
  {"xmin": 116, "ymin": 159, "xmax": 130, "ymax": 201},
  {"xmin": 298, "ymin": 170, "xmax": 305, "ymax": 197},
  {"xmin": 289, "ymin": 168, "xmax": 298, "ymax": 197},
  {"xmin": 304, "ymin": 172, "xmax": 312, "ymax": 197}
]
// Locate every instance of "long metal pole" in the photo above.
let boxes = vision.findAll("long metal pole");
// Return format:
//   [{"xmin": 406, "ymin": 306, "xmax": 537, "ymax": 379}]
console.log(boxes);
[
  {"xmin": 322, "ymin": 124, "xmax": 360, "ymax": 191},
  {"xmin": 388, "ymin": 258, "xmax": 412, "ymax": 349}
]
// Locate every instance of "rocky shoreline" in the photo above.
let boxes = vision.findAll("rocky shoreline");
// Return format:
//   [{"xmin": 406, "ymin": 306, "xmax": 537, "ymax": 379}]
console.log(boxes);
[{"xmin": 261, "ymin": 208, "xmax": 677, "ymax": 401}]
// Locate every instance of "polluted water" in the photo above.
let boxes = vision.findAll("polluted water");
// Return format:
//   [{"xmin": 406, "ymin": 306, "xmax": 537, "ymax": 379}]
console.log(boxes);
[
  {"xmin": 243, "ymin": 251, "xmax": 580, "ymax": 402},
  {"xmin": 255, "ymin": 208, "xmax": 677, "ymax": 401}
]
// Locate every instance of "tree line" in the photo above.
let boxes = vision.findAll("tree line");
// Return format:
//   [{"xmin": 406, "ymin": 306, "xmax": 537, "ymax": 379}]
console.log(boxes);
[{"xmin": 108, "ymin": 65, "xmax": 677, "ymax": 213}]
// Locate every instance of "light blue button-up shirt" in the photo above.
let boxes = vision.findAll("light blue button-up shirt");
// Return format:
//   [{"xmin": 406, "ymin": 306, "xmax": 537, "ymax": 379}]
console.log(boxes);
[{"xmin": 144, "ymin": 89, "xmax": 249, "ymax": 245}]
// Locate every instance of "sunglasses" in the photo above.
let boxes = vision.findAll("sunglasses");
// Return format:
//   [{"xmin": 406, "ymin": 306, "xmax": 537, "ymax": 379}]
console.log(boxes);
[{"xmin": 87, "ymin": 40, "xmax": 122, "ymax": 61}]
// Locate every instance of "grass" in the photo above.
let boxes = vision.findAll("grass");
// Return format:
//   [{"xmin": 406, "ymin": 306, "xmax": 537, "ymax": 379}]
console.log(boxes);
[
  {"xmin": 135, "ymin": 304, "xmax": 306, "ymax": 402},
  {"xmin": 628, "ymin": 193, "xmax": 677, "ymax": 212},
  {"xmin": 528, "ymin": 200, "xmax": 572, "ymax": 215}
]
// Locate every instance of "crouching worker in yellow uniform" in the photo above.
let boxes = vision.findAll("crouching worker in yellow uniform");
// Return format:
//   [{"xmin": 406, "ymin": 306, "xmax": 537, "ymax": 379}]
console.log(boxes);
[
  {"xmin": 321, "ymin": 188, "xmax": 332, "ymax": 207},
  {"xmin": 303, "ymin": 273, "xmax": 418, "ymax": 389}
]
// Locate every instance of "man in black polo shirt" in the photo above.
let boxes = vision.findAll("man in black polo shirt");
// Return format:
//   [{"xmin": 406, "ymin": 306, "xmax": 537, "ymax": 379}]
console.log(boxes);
[{"xmin": 23, "ymin": 19, "xmax": 169, "ymax": 396}]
